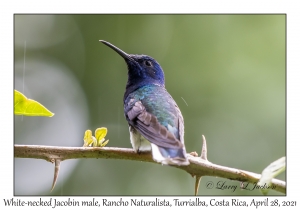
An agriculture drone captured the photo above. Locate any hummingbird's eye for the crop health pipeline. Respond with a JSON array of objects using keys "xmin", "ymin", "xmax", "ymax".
[{"xmin": 145, "ymin": 60, "xmax": 152, "ymax": 67}]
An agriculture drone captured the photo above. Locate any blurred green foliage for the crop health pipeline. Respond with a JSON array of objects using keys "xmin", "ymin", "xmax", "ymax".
[{"xmin": 14, "ymin": 15, "xmax": 285, "ymax": 195}]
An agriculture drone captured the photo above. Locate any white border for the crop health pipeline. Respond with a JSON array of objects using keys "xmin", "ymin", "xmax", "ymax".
[{"xmin": 2, "ymin": 1, "xmax": 299, "ymax": 209}]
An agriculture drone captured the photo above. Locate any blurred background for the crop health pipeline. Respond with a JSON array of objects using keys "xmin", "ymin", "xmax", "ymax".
[{"xmin": 14, "ymin": 15, "xmax": 285, "ymax": 195}]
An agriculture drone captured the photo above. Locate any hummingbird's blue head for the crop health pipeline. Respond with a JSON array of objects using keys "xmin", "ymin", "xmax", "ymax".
[{"xmin": 100, "ymin": 40, "xmax": 165, "ymax": 92}]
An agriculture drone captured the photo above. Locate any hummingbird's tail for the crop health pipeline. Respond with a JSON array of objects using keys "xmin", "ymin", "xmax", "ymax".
[{"xmin": 151, "ymin": 144, "xmax": 190, "ymax": 166}]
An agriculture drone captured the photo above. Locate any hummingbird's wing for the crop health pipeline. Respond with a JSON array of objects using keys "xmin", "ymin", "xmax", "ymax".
[{"xmin": 126, "ymin": 100, "xmax": 184, "ymax": 149}]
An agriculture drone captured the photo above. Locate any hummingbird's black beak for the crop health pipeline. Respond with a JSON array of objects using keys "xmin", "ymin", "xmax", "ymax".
[{"xmin": 99, "ymin": 40, "xmax": 132, "ymax": 61}]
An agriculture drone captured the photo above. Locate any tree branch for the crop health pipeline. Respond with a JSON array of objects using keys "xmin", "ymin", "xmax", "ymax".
[{"xmin": 14, "ymin": 137, "xmax": 286, "ymax": 195}]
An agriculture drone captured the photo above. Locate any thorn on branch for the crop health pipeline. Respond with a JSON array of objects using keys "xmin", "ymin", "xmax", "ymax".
[
  {"xmin": 200, "ymin": 135, "xmax": 208, "ymax": 161},
  {"xmin": 51, "ymin": 159, "xmax": 61, "ymax": 192},
  {"xmin": 193, "ymin": 135, "xmax": 209, "ymax": 195},
  {"xmin": 195, "ymin": 176, "xmax": 202, "ymax": 196}
]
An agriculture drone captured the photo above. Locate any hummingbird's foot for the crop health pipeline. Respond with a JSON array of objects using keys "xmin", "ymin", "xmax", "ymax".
[{"xmin": 189, "ymin": 151, "xmax": 199, "ymax": 157}]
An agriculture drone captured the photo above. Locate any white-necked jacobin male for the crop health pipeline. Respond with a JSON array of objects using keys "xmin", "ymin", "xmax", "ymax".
[{"xmin": 100, "ymin": 40, "xmax": 189, "ymax": 166}]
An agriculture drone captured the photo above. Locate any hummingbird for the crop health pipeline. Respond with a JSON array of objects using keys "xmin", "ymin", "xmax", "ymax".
[{"xmin": 100, "ymin": 40, "xmax": 189, "ymax": 166}]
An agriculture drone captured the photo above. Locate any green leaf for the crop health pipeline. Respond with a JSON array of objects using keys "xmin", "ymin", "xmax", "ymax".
[
  {"xmin": 95, "ymin": 127, "xmax": 107, "ymax": 141},
  {"xmin": 14, "ymin": 90, "xmax": 54, "ymax": 117},
  {"xmin": 95, "ymin": 127, "xmax": 109, "ymax": 147},
  {"xmin": 83, "ymin": 130, "xmax": 94, "ymax": 147},
  {"xmin": 258, "ymin": 156, "xmax": 286, "ymax": 195}
]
